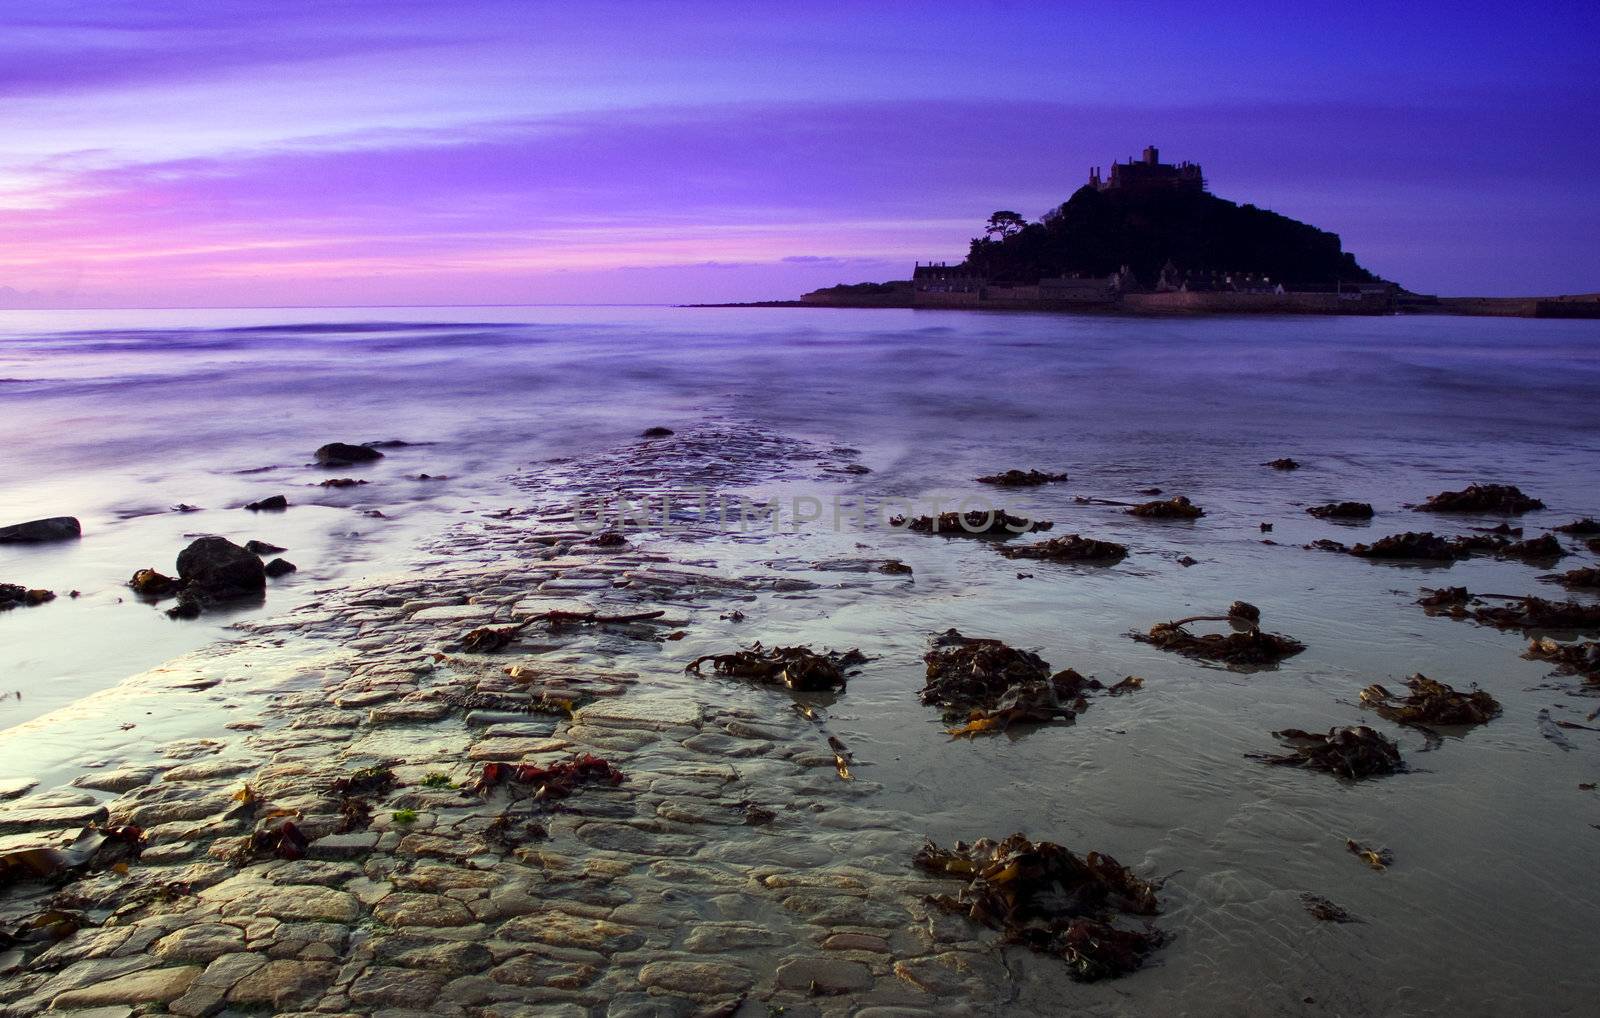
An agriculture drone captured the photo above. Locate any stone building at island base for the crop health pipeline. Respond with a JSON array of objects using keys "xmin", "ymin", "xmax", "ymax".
[{"xmin": 909, "ymin": 260, "xmax": 1399, "ymax": 314}]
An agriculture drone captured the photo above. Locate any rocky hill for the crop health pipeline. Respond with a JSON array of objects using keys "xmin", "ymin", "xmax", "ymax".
[{"xmin": 966, "ymin": 183, "xmax": 1383, "ymax": 288}]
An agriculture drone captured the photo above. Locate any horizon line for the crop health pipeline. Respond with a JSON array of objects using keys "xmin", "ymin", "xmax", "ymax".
[{"xmin": 0, "ymin": 302, "xmax": 698, "ymax": 313}]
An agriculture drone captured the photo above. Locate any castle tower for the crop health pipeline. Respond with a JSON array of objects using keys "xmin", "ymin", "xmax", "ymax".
[{"xmin": 1142, "ymin": 145, "xmax": 1160, "ymax": 165}]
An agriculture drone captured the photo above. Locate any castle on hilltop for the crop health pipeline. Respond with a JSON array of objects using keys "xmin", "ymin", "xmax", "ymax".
[
  {"xmin": 1088, "ymin": 146, "xmax": 1205, "ymax": 194},
  {"xmin": 891, "ymin": 144, "xmax": 1405, "ymax": 314}
]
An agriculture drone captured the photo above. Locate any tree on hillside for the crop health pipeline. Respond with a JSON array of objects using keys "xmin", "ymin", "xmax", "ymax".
[{"xmin": 984, "ymin": 210, "xmax": 1028, "ymax": 241}]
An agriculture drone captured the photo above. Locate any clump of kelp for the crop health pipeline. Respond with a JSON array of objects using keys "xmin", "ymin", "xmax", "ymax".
[
  {"xmin": 1418, "ymin": 588, "xmax": 1600, "ymax": 631},
  {"xmin": 687, "ymin": 643, "xmax": 866, "ymax": 692},
  {"xmin": 1130, "ymin": 611, "xmax": 1305, "ymax": 666},
  {"xmin": 1126, "ymin": 495, "xmax": 1204, "ymax": 519},
  {"xmin": 1414, "ymin": 483, "xmax": 1545, "ymax": 514},
  {"xmin": 1495, "ymin": 534, "xmax": 1567, "ymax": 563},
  {"xmin": 1416, "ymin": 586, "xmax": 1473, "ymax": 616},
  {"xmin": 1525, "ymin": 638, "xmax": 1600, "ymax": 682},
  {"xmin": 1469, "ymin": 595, "xmax": 1600, "ymax": 631},
  {"xmin": 0, "ymin": 584, "xmax": 54, "ymax": 611},
  {"xmin": 1265, "ymin": 457, "xmax": 1301, "ymax": 470},
  {"xmin": 1346, "ymin": 838, "xmax": 1394, "ymax": 871},
  {"xmin": 1543, "ymin": 566, "xmax": 1600, "ymax": 591},
  {"xmin": 1251, "ymin": 726, "xmax": 1404, "ymax": 778},
  {"xmin": 1301, "ymin": 893, "xmax": 1360, "ymax": 923},
  {"xmin": 1312, "ymin": 531, "xmax": 1463, "ymax": 561},
  {"xmin": 1306, "ymin": 501, "xmax": 1375, "ymax": 520},
  {"xmin": 1314, "ymin": 530, "xmax": 1565, "ymax": 564},
  {"xmin": 997, "ymin": 534, "xmax": 1128, "ymax": 564},
  {"xmin": 921, "ymin": 630, "xmax": 1139, "ymax": 737},
  {"xmin": 1359, "ymin": 674, "xmax": 1500, "ymax": 726},
  {"xmin": 1553, "ymin": 518, "xmax": 1600, "ymax": 535},
  {"xmin": 976, "ymin": 469, "xmax": 1068, "ymax": 487},
  {"xmin": 913, "ymin": 833, "xmax": 1165, "ymax": 981},
  {"xmin": 890, "ymin": 510, "xmax": 1052, "ymax": 536}
]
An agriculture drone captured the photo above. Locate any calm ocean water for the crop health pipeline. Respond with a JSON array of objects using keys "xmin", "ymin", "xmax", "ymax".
[{"xmin": 2, "ymin": 306, "xmax": 1599, "ymax": 1013}]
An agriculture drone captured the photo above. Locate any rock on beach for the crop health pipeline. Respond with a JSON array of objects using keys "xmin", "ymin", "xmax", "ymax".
[
  {"xmin": 316, "ymin": 442, "xmax": 384, "ymax": 466},
  {"xmin": 176, "ymin": 536, "xmax": 266, "ymax": 601},
  {"xmin": 0, "ymin": 516, "xmax": 81, "ymax": 543}
]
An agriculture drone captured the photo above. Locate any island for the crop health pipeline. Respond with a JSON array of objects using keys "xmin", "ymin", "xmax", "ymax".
[{"xmin": 713, "ymin": 146, "xmax": 1599, "ymax": 318}]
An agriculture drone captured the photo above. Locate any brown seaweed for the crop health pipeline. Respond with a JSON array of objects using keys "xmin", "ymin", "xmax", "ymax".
[
  {"xmin": 1417, "ymin": 586, "xmax": 1473, "ymax": 617},
  {"xmin": 1472, "ymin": 596, "xmax": 1600, "ymax": 631},
  {"xmin": 1414, "ymin": 483, "xmax": 1545, "ymax": 514},
  {"xmin": 890, "ymin": 510, "xmax": 1052, "ymax": 536},
  {"xmin": 1265, "ymin": 458, "xmax": 1301, "ymax": 470},
  {"xmin": 686, "ymin": 643, "xmax": 864, "ymax": 691},
  {"xmin": 329, "ymin": 764, "xmax": 397, "ymax": 798},
  {"xmin": 921, "ymin": 630, "xmax": 1136, "ymax": 736},
  {"xmin": 1345, "ymin": 839, "xmax": 1394, "ymax": 871},
  {"xmin": 235, "ymin": 819, "xmax": 309, "ymax": 863},
  {"xmin": 0, "ymin": 584, "xmax": 54, "ymax": 610},
  {"xmin": 1306, "ymin": 501, "xmax": 1375, "ymax": 520},
  {"xmin": 1342, "ymin": 531, "xmax": 1463, "ymax": 561},
  {"xmin": 1496, "ymin": 534, "xmax": 1566, "ymax": 563},
  {"xmin": 460, "ymin": 624, "xmax": 523, "ymax": 653},
  {"xmin": 1543, "ymin": 566, "xmax": 1600, "ymax": 591},
  {"xmin": 127, "ymin": 569, "xmax": 183, "ymax": 598},
  {"xmin": 922, "ymin": 630, "xmax": 1070, "ymax": 731},
  {"xmin": 1359, "ymin": 674, "xmax": 1500, "ymax": 726},
  {"xmin": 1252, "ymin": 725, "xmax": 1403, "ymax": 778},
  {"xmin": 1472, "ymin": 522, "xmax": 1522, "ymax": 536},
  {"xmin": 1326, "ymin": 530, "xmax": 1563, "ymax": 564},
  {"xmin": 997, "ymin": 534, "xmax": 1128, "ymax": 564},
  {"xmin": 1301, "ymin": 893, "xmax": 1360, "ymax": 923},
  {"xmin": 1552, "ymin": 517, "xmax": 1600, "ymax": 535},
  {"xmin": 1524, "ymin": 638, "xmax": 1600, "ymax": 680},
  {"xmin": 976, "ymin": 469, "xmax": 1069, "ymax": 487},
  {"xmin": 913, "ymin": 833, "xmax": 1165, "ymax": 981},
  {"xmin": 1126, "ymin": 495, "xmax": 1204, "ymax": 519},
  {"xmin": 1131, "ymin": 614, "xmax": 1305, "ymax": 666}
]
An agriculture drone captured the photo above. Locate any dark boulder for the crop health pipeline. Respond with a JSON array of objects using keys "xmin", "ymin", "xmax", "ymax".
[
  {"xmin": 243, "ymin": 495, "xmax": 288, "ymax": 511},
  {"xmin": 264, "ymin": 558, "xmax": 298, "ymax": 578},
  {"xmin": 315, "ymin": 443, "xmax": 384, "ymax": 467},
  {"xmin": 244, "ymin": 540, "xmax": 286, "ymax": 555},
  {"xmin": 176, "ymin": 536, "xmax": 265, "ymax": 602},
  {"xmin": 0, "ymin": 516, "xmax": 82, "ymax": 544},
  {"xmin": 640, "ymin": 427, "xmax": 675, "ymax": 438}
]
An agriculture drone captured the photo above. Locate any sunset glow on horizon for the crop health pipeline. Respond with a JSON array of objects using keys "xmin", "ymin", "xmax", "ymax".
[{"xmin": 2, "ymin": 1, "xmax": 1596, "ymax": 308}]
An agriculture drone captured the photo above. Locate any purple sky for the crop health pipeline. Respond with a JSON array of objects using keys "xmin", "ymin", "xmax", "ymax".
[{"xmin": 1, "ymin": 1, "xmax": 1596, "ymax": 307}]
